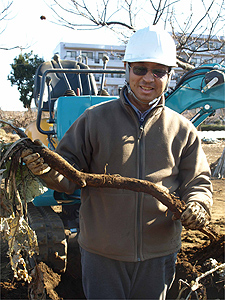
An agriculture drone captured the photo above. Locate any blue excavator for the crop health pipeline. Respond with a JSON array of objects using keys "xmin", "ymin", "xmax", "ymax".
[{"xmin": 25, "ymin": 54, "xmax": 225, "ymax": 273}]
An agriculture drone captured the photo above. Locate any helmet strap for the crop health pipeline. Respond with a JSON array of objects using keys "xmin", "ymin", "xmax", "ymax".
[{"xmin": 125, "ymin": 62, "xmax": 130, "ymax": 83}]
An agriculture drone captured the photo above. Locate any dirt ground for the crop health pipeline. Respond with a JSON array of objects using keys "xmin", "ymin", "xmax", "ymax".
[{"xmin": 0, "ymin": 112, "xmax": 224, "ymax": 300}]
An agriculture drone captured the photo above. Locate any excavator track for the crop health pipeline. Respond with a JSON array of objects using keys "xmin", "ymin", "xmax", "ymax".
[{"xmin": 27, "ymin": 202, "xmax": 67, "ymax": 273}]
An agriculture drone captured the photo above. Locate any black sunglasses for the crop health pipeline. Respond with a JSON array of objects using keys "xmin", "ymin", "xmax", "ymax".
[{"xmin": 129, "ymin": 64, "xmax": 169, "ymax": 79}]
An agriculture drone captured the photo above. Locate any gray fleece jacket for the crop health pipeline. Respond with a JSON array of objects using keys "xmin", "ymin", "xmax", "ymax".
[{"xmin": 40, "ymin": 86, "xmax": 213, "ymax": 262}]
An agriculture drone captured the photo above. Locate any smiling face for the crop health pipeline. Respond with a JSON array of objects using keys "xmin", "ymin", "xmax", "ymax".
[{"xmin": 127, "ymin": 61, "xmax": 170, "ymax": 112}]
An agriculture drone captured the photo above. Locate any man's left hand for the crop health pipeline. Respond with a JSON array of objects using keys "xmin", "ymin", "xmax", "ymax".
[{"xmin": 181, "ymin": 202, "xmax": 210, "ymax": 229}]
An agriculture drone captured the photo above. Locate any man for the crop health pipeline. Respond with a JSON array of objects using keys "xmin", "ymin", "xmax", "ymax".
[{"xmin": 22, "ymin": 26, "xmax": 213, "ymax": 299}]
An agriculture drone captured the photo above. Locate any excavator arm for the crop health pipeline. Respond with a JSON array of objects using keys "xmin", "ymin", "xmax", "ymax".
[{"xmin": 165, "ymin": 64, "xmax": 225, "ymax": 127}]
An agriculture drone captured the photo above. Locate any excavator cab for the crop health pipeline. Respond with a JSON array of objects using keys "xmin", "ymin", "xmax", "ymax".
[
  {"xmin": 26, "ymin": 56, "xmax": 98, "ymax": 149},
  {"xmin": 27, "ymin": 55, "xmax": 122, "ymax": 148},
  {"xmin": 33, "ymin": 56, "xmax": 98, "ymax": 107}
]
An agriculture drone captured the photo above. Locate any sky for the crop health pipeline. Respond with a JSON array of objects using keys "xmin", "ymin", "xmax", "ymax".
[{"xmin": 0, "ymin": 0, "xmax": 123, "ymax": 111}]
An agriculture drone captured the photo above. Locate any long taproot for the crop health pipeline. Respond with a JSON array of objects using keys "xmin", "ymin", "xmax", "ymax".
[
  {"xmin": 28, "ymin": 141, "xmax": 185, "ymax": 219},
  {"xmin": 26, "ymin": 140, "xmax": 217, "ymax": 240}
]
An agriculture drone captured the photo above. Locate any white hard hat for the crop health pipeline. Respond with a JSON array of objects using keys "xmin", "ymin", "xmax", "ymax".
[{"xmin": 123, "ymin": 25, "xmax": 177, "ymax": 67}]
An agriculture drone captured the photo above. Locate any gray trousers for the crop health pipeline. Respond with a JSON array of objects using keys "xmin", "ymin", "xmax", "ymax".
[{"xmin": 80, "ymin": 247, "xmax": 177, "ymax": 300}]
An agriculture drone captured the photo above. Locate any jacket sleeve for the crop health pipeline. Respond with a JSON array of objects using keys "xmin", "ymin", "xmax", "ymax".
[
  {"xmin": 177, "ymin": 127, "xmax": 213, "ymax": 216},
  {"xmin": 39, "ymin": 169, "xmax": 78, "ymax": 194},
  {"xmin": 39, "ymin": 110, "xmax": 91, "ymax": 194}
]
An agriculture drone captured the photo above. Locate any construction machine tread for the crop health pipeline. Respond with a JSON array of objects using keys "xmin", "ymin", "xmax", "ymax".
[{"xmin": 27, "ymin": 202, "xmax": 67, "ymax": 273}]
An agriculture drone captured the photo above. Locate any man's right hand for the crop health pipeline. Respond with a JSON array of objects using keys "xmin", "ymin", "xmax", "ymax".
[{"xmin": 21, "ymin": 148, "xmax": 51, "ymax": 176}]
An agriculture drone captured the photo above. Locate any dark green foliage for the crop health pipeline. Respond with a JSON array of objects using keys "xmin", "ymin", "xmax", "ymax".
[{"xmin": 8, "ymin": 52, "xmax": 44, "ymax": 108}]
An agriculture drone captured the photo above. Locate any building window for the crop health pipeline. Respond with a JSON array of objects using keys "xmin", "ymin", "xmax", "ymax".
[
  {"xmin": 208, "ymin": 41, "xmax": 214, "ymax": 49},
  {"xmin": 66, "ymin": 51, "xmax": 76, "ymax": 58},
  {"xmin": 208, "ymin": 58, "xmax": 219, "ymax": 64},
  {"xmin": 201, "ymin": 42, "xmax": 208, "ymax": 49},
  {"xmin": 108, "ymin": 52, "xmax": 124, "ymax": 61},
  {"xmin": 114, "ymin": 73, "xmax": 124, "ymax": 78},
  {"xmin": 82, "ymin": 51, "xmax": 94, "ymax": 59},
  {"xmin": 221, "ymin": 46, "xmax": 225, "ymax": 53},
  {"xmin": 191, "ymin": 57, "xmax": 201, "ymax": 65},
  {"xmin": 98, "ymin": 52, "xmax": 104, "ymax": 59},
  {"xmin": 94, "ymin": 75, "xmax": 101, "ymax": 82}
]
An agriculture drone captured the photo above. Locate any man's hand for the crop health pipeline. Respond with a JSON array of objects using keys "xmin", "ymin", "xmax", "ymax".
[
  {"xmin": 21, "ymin": 140, "xmax": 51, "ymax": 176},
  {"xmin": 181, "ymin": 202, "xmax": 210, "ymax": 229}
]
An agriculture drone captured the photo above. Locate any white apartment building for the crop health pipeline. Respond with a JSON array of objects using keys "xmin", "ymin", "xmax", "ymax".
[{"xmin": 53, "ymin": 42, "xmax": 126, "ymax": 95}]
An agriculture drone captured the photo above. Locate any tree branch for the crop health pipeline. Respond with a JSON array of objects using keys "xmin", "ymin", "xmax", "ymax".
[{"xmin": 176, "ymin": 57, "xmax": 195, "ymax": 70}]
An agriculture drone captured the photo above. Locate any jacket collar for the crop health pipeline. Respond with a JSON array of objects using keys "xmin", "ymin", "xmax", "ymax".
[{"xmin": 120, "ymin": 85, "xmax": 165, "ymax": 112}]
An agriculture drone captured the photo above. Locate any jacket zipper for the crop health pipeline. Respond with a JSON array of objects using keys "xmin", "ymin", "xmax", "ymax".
[{"xmin": 137, "ymin": 125, "xmax": 144, "ymax": 261}]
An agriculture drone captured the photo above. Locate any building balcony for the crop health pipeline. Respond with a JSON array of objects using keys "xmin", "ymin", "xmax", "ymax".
[
  {"xmin": 96, "ymin": 77, "xmax": 125, "ymax": 86},
  {"xmin": 86, "ymin": 58, "xmax": 124, "ymax": 69}
]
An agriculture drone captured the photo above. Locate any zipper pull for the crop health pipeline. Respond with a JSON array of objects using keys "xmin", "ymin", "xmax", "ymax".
[{"xmin": 138, "ymin": 125, "xmax": 144, "ymax": 140}]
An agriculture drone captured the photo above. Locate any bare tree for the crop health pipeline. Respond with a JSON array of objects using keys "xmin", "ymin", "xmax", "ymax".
[
  {"xmin": 0, "ymin": 1, "xmax": 29, "ymax": 51},
  {"xmin": 0, "ymin": 1, "xmax": 23, "ymax": 51},
  {"xmin": 44, "ymin": 0, "xmax": 225, "ymax": 68},
  {"xmin": 0, "ymin": 0, "xmax": 13, "ymax": 34},
  {"xmin": 171, "ymin": 0, "xmax": 225, "ymax": 64},
  {"xmin": 43, "ymin": 0, "xmax": 187, "ymax": 42}
]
